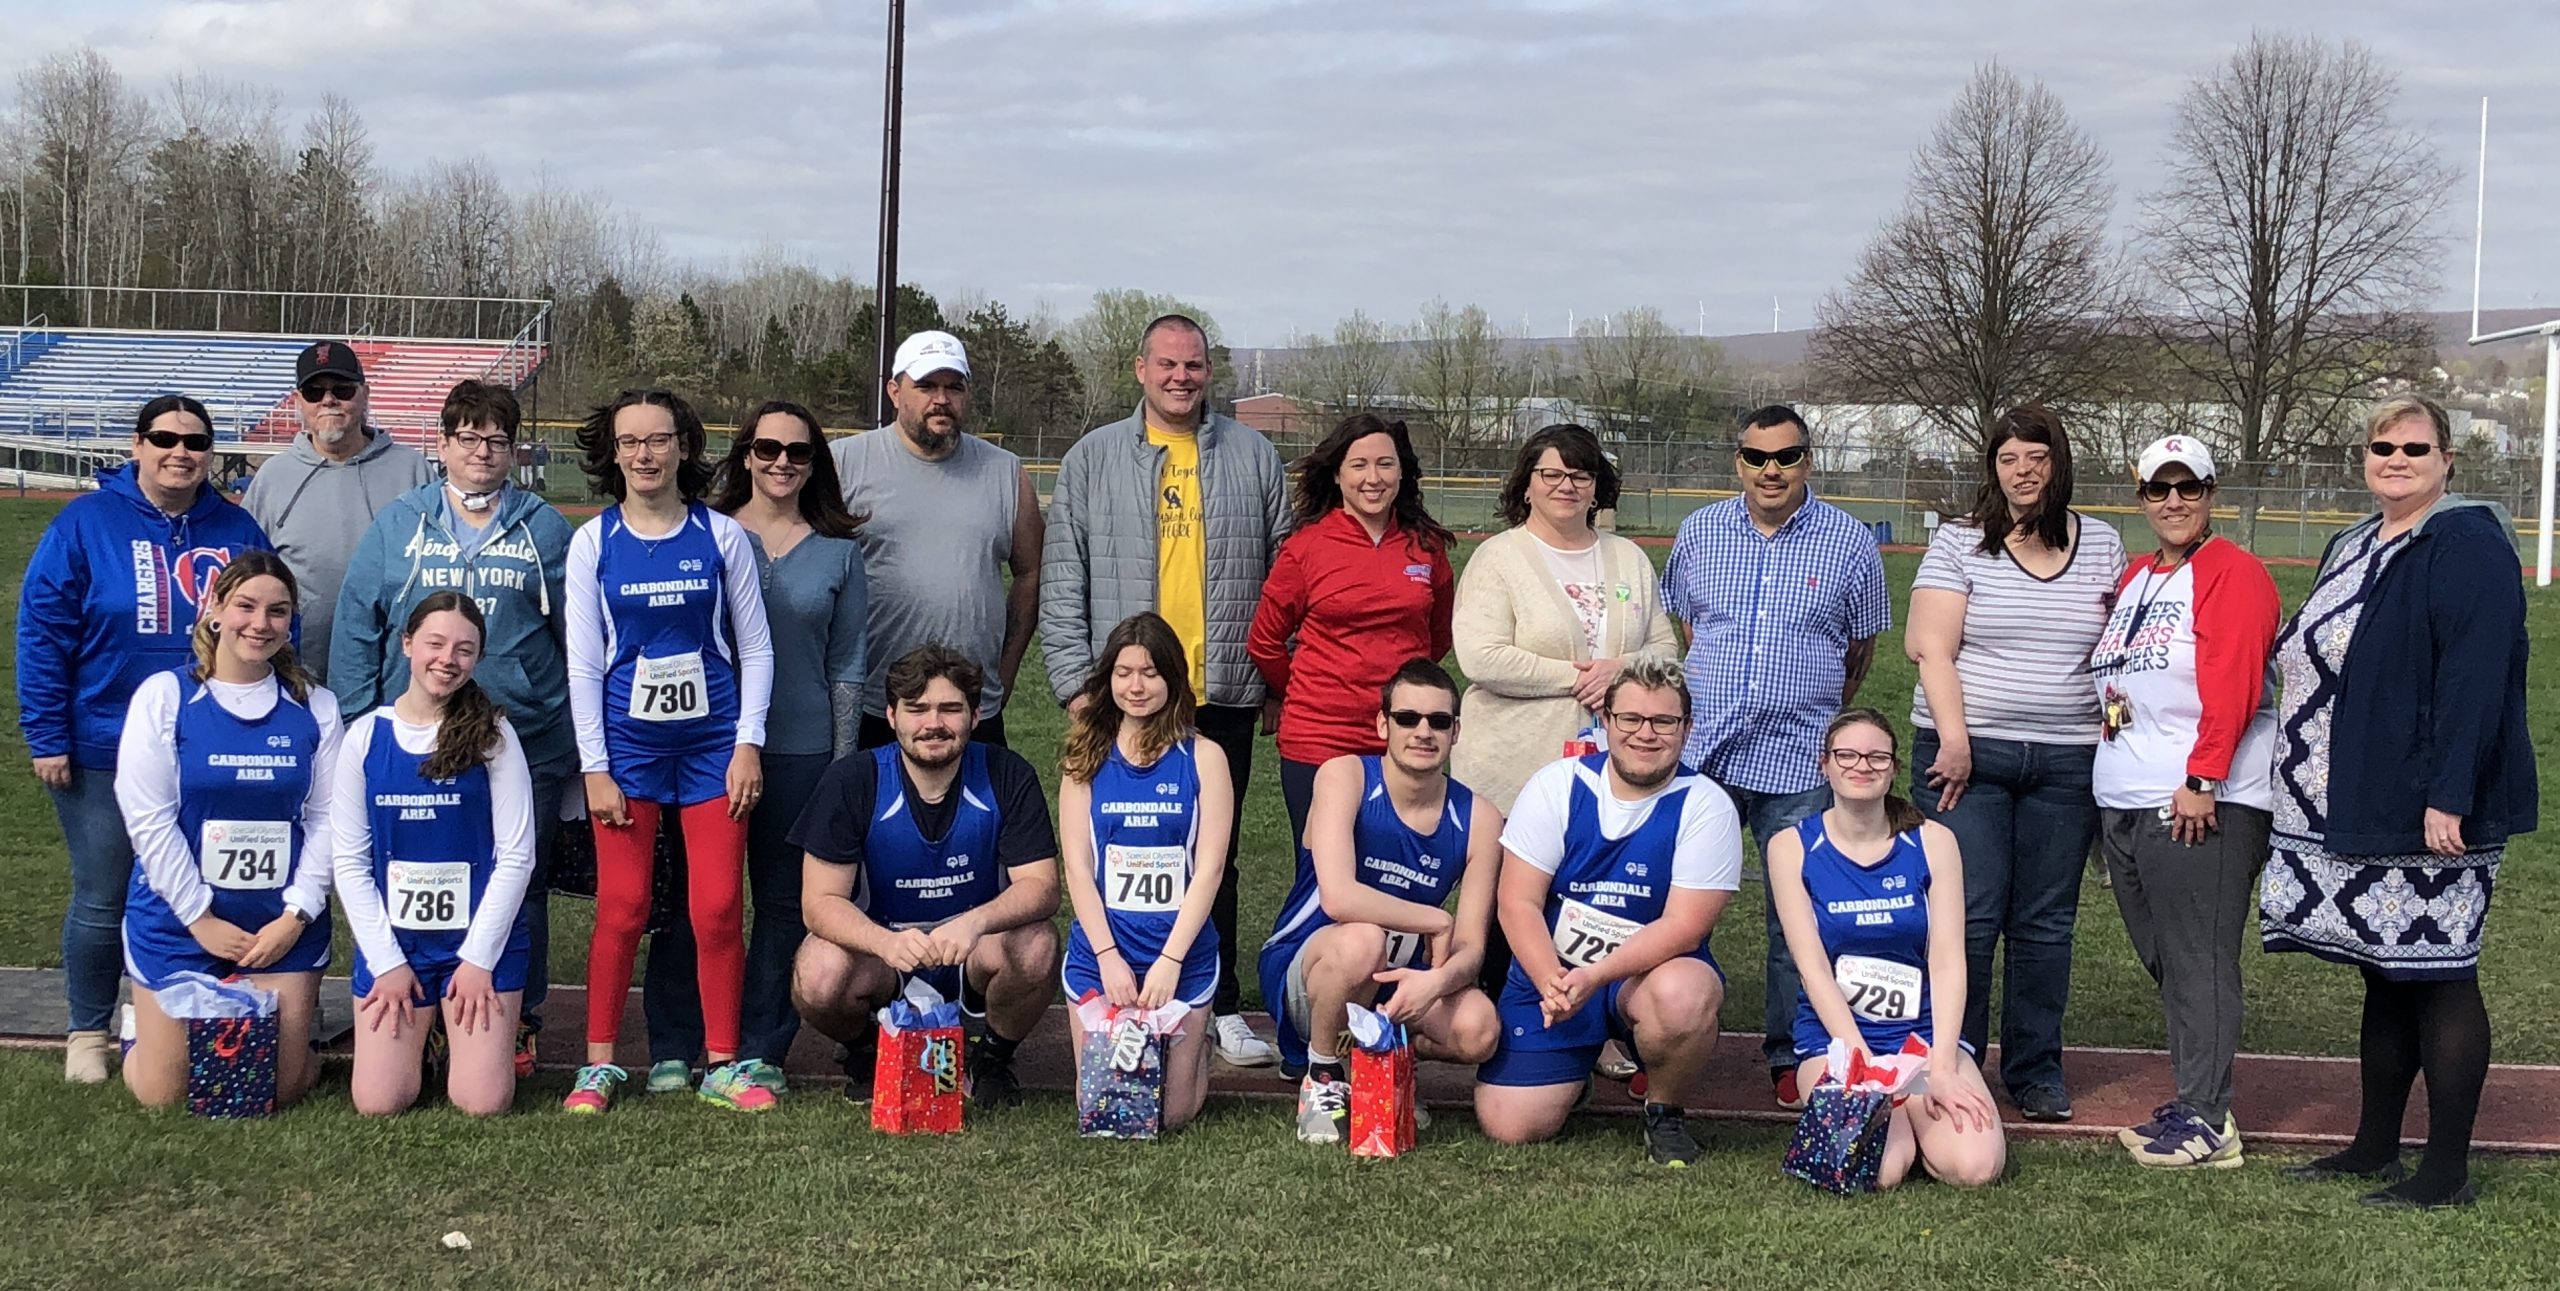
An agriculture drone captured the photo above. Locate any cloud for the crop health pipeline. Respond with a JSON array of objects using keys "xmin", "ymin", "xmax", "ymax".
[{"xmin": 5, "ymin": 0, "xmax": 2556, "ymax": 339}]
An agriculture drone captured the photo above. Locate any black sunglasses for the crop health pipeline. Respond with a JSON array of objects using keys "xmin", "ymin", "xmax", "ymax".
[
  {"xmin": 1385, "ymin": 709, "xmax": 1455, "ymax": 731},
  {"xmin": 2367, "ymin": 441, "xmax": 2435, "ymax": 458},
  {"xmin": 141, "ymin": 430, "xmax": 214, "ymax": 452},
  {"xmin": 299, "ymin": 379, "xmax": 361, "ymax": 403},
  {"xmin": 748, "ymin": 438, "xmax": 816, "ymax": 464},
  {"xmin": 2139, "ymin": 479, "xmax": 2211, "ymax": 502},
  {"xmin": 1738, "ymin": 445, "xmax": 1809, "ymax": 470}
]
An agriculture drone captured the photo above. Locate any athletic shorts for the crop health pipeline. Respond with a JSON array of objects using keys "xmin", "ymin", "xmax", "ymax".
[
  {"xmin": 123, "ymin": 915, "xmax": 329, "ymax": 992},
  {"xmin": 608, "ymin": 750, "xmax": 732, "ymax": 808},
  {"xmin": 1475, "ymin": 949, "xmax": 1722, "ymax": 1089},
  {"xmin": 1062, "ymin": 943, "xmax": 1218, "ymax": 1011}
]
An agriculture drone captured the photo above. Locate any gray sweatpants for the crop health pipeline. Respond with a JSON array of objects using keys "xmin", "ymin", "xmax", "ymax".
[{"xmin": 2098, "ymin": 802, "xmax": 2273, "ymax": 1126}]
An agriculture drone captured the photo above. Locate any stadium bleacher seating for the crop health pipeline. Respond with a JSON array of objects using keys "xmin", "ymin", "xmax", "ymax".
[{"xmin": 0, "ymin": 328, "xmax": 540, "ymax": 448}]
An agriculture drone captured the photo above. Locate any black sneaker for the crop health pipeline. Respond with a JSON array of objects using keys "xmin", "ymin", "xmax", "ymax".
[
  {"xmin": 837, "ymin": 1042, "xmax": 877, "ymax": 1105},
  {"xmin": 2015, "ymin": 1086, "xmax": 2074, "ymax": 1122},
  {"xmin": 2282, "ymin": 1153, "xmax": 2409, "ymax": 1184},
  {"xmin": 969, "ymin": 1058, "xmax": 1023, "ymax": 1110},
  {"xmin": 1643, "ymin": 1105, "xmax": 1701, "ymax": 1168}
]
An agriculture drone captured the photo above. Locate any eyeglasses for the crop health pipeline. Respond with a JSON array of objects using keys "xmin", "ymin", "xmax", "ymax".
[
  {"xmin": 615, "ymin": 432, "xmax": 679, "ymax": 455},
  {"xmin": 299, "ymin": 379, "xmax": 360, "ymax": 404},
  {"xmin": 1532, "ymin": 467, "xmax": 1596, "ymax": 490},
  {"xmin": 445, "ymin": 429, "xmax": 515, "ymax": 456},
  {"xmin": 141, "ymin": 430, "xmax": 214, "ymax": 452},
  {"xmin": 2367, "ymin": 441, "xmax": 2436, "ymax": 458},
  {"xmin": 2138, "ymin": 479, "xmax": 2211, "ymax": 502},
  {"xmin": 749, "ymin": 438, "xmax": 816, "ymax": 464},
  {"xmin": 1737, "ymin": 446, "xmax": 1808, "ymax": 470},
  {"xmin": 1386, "ymin": 709, "xmax": 1456, "ymax": 731},
  {"xmin": 1826, "ymin": 748, "xmax": 1897, "ymax": 771},
  {"xmin": 1605, "ymin": 710, "xmax": 1687, "ymax": 736}
]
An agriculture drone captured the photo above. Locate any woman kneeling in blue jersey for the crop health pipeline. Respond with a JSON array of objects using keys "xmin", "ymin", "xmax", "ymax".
[
  {"xmin": 1058, "ymin": 613, "xmax": 1232, "ymax": 1132},
  {"xmin": 333, "ymin": 593, "xmax": 536, "ymax": 1116},
  {"xmin": 114, "ymin": 552, "xmax": 340, "ymax": 1108},
  {"xmin": 1769, "ymin": 708, "xmax": 2006, "ymax": 1187}
]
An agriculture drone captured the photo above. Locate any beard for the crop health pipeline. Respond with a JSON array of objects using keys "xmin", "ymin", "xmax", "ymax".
[
  {"xmin": 900, "ymin": 728, "xmax": 964, "ymax": 769},
  {"xmin": 901, "ymin": 413, "xmax": 960, "ymax": 455},
  {"xmin": 1611, "ymin": 753, "xmax": 1677, "ymax": 793}
]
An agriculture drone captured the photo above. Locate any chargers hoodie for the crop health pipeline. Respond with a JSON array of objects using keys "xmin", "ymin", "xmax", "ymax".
[
  {"xmin": 243, "ymin": 426, "xmax": 435, "ymax": 681},
  {"xmin": 328, "ymin": 481, "xmax": 575, "ymax": 769},
  {"xmin": 16, "ymin": 464, "xmax": 276, "ymax": 769}
]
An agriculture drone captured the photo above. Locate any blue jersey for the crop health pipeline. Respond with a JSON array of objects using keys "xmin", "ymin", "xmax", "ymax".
[
  {"xmin": 856, "ymin": 742, "xmax": 1006, "ymax": 928},
  {"xmin": 1063, "ymin": 738, "xmax": 1219, "ymax": 1003},
  {"xmin": 352, "ymin": 711, "xmax": 528, "ymax": 997},
  {"xmin": 1258, "ymin": 757, "xmax": 1474, "ymax": 1068},
  {"xmin": 1788, "ymin": 817, "xmax": 1934, "ymax": 1059},
  {"xmin": 123, "ymin": 670, "xmax": 331, "ymax": 986},
  {"xmin": 594, "ymin": 503, "xmax": 741, "ymax": 795}
]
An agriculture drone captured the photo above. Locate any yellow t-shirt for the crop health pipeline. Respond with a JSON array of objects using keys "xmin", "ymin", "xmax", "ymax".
[{"xmin": 1147, "ymin": 422, "xmax": 1209, "ymax": 697}]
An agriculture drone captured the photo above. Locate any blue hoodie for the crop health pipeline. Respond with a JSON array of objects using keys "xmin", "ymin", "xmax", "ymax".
[
  {"xmin": 16, "ymin": 465, "xmax": 276, "ymax": 769},
  {"xmin": 328, "ymin": 481, "xmax": 575, "ymax": 768}
]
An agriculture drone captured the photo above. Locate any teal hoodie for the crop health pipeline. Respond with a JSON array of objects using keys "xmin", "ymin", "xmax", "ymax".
[{"xmin": 327, "ymin": 481, "xmax": 576, "ymax": 768}]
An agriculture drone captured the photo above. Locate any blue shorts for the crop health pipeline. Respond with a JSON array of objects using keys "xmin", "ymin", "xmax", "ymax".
[
  {"xmin": 1476, "ymin": 949, "xmax": 1722, "ymax": 1089},
  {"xmin": 123, "ymin": 915, "xmax": 331, "ymax": 992},
  {"xmin": 610, "ymin": 749, "xmax": 732, "ymax": 808},
  {"xmin": 351, "ymin": 924, "xmax": 533, "ymax": 1002},
  {"xmin": 1062, "ymin": 943, "xmax": 1218, "ymax": 1011}
]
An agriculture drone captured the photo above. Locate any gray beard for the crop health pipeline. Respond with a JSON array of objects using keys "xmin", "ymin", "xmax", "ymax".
[{"xmin": 902, "ymin": 419, "xmax": 960, "ymax": 457}]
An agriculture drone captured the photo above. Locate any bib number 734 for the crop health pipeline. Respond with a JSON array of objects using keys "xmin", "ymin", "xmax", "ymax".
[{"xmin": 199, "ymin": 820, "xmax": 290, "ymax": 891}]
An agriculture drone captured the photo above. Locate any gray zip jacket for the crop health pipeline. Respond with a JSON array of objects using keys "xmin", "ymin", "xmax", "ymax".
[
  {"xmin": 242, "ymin": 426, "xmax": 436, "ymax": 680},
  {"xmin": 1039, "ymin": 407, "xmax": 1290, "ymax": 706}
]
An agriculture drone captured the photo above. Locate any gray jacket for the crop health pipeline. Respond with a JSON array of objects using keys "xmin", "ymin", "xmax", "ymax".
[
  {"xmin": 243, "ymin": 427, "xmax": 436, "ymax": 680},
  {"xmin": 1039, "ymin": 407, "xmax": 1290, "ymax": 706}
]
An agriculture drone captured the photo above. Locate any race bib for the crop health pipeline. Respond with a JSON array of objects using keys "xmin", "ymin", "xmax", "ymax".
[
  {"xmin": 1551, "ymin": 898, "xmax": 1642, "ymax": 969},
  {"xmin": 387, "ymin": 860, "xmax": 472, "ymax": 932},
  {"xmin": 1381, "ymin": 929, "xmax": 1424, "ymax": 970},
  {"xmin": 628, "ymin": 651, "xmax": 709, "ymax": 722},
  {"xmin": 1836, "ymin": 954, "xmax": 1924, "ymax": 1023},
  {"xmin": 1104, "ymin": 844, "xmax": 1187, "ymax": 914},
  {"xmin": 199, "ymin": 820, "xmax": 290, "ymax": 891}
]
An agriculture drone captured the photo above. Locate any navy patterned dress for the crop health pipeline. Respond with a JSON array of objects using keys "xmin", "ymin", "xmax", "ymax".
[{"xmin": 2259, "ymin": 525, "xmax": 2501, "ymax": 980}]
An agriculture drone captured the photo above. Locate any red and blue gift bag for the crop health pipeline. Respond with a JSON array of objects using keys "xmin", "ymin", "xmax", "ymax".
[
  {"xmin": 1782, "ymin": 1037, "xmax": 1931, "ymax": 1195},
  {"xmin": 1346, "ymin": 1003, "xmax": 1417, "ymax": 1158},
  {"xmin": 162, "ymin": 973, "xmax": 281, "ymax": 1120},
  {"xmin": 872, "ymin": 979, "xmax": 966, "ymax": 1135},
  {"xmin": 1073, "ymin": 995, "xmax": 1189, "ymax": 1140}
]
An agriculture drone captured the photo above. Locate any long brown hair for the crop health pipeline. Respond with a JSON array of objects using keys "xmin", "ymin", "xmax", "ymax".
[
  {"xmin": 709, "ymin": 400, "xmax": 865, "ymax": 537},
  {"xmin": 1825, "ymin": 707, "xmax": 1925, "ymax": 834},
  {"xmin": 1291, "ymin": 413, "xmax": 1450, "ymax": 553},
  {"xmin": 1060, "ymin": 613, "xmax": 1195, "ymax": 784},
  {"xmin": 402, "ymin": 592, "xmax": 506, "ymax": 780},
  {"xmin": 1967, "ymin": 404, "xmax": 2076, "ymax": 554},
  {"xmin": 190, "ymin": 551, "xmax": 315, "ymax": 704}
]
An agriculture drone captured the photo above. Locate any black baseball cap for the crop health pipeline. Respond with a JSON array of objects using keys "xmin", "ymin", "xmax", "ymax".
[{"xmin": 296, "ymin": 340, "xmax": 365, "ymax": 385}]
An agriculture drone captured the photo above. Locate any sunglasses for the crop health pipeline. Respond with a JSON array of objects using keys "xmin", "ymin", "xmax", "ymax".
[
  {"xmin": 1738, "ymin": 446, "xmax": 1809, "ymax": 470},
  {"xmin": 749, "ymin": 438, "xmax": 816, "ymax": 464},
  {"xmin": 2367, "ymin": 441, "xmax": 2436, "ymax": 458},
  {"xmin": 299, "ymin": 379, "xmax": 361, "ymax": 403},
  {"xmin": 2139, "ymin": 479, "xmax": 2211, "ymax": 502},
  {"xmin": 141, "ymin": 430, "xmax": 215, "ymax": 452},
  {"xmin": 1386, "ymin": 709, "xmax": 1455, "ymax": 731}
]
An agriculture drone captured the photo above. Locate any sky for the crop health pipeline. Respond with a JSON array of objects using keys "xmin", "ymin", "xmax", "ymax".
[{"xmin": 6, "ymin": 0, "xmax": 2556, "ymax": 345}]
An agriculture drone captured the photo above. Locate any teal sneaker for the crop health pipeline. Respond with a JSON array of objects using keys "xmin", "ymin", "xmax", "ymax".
[
  {"xmin": 561, "ymin": 1063, "xmax": 628, "ymax": 1115},
  {"xmin": 646, "ymin": 1059, "xmax": 694, "ymax": 1094},
  {"xmin": 700, "ymin": 1060, "xmax": 780, "ymax": 1113}
]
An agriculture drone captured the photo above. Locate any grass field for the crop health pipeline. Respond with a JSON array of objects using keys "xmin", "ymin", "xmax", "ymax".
[{"xmin": 2, "ymin": 493, "xmax": 2557, "ymax": 1288}]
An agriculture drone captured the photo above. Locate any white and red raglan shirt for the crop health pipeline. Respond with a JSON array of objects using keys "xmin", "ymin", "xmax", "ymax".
[{"xmin": 2088, "ymin": 537, "xmax": 2283, "ymax": 811}]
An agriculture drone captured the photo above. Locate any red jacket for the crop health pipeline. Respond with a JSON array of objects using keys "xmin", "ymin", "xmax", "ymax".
[{"xmin": 1247, "ymin": 508, "xmax": 1455, "ymax": 763}]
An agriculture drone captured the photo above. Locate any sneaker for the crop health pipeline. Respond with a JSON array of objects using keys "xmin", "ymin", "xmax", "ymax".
[
  {"xmin": 969, "ymin": 1059, "xmax": 1023, "ymax": 1110},
  {"xmin": 513, "ymin": 1023, "xmax": 539, "ymax": 1080},
  {"xmin": 742, "ymin": 1060, "xmax": 788, "ymax": 1095},
  {"xmin": 646, "ymin": 1059, "xmax": 694, "ymax": 1094},
  {"xmin": 1643, "ymin": 1105, "xmax": 1702, "ymax": 1168},
  {"xmin": 2015, "ymin": 1086, "xmax": 2074, "ymax": 1122},
  {"xmin": 1414, "ymin": 1104, "xmax": 1433, "ymax": 1132},
  {"xmin": 2132, "ymin": 1110, "xmax": 2245, "ymax": 1169},
  {"xmin": 562, "ymin": 1063, "xmax": 629, "ymax": 1114},
  {"xmin": 2359, "ymin": 1178, "xmax": 2477, "ymax": 1211},
  {"xmin": 1211, "ymin": 1014, "xmax": 1277, "ymax": 1067},
  {"xmin": 2118, "ymin": 1100, "xmax": 2186, "ymax": 1150},
  {"xmin": 63, "ymin": 1031, "xmax": 113, "ymax": 1085},
  {"xmin": 1295, "ymin": 1075, "xmax": 1350, "ymax": 1145},
  {"xmin": 422, "ymin": 1016, "xmax": 451, "ymax": 1095},
  {"xmin": 1773, "ymin": 1066, "xmax": 1807, "ymax": 1112},
  {"xmin": 699, "ymin": 1060, "xmax": 780, "ymax": 1113},
  {"xmin": 1626, "ymin": 1071, "xmax": 1649, "ymax": 1102},
  {"xmin": 1596, "ymin": 1041, "xmax": 1640, "ymax": 1081},
  {"xmin": 838, "ymin": 1042, "xmax": 877, "ymax": 1105},
  {"xmin": 2282, "ymin": 1153, "xmax": 2409, "ymax": 1185}
]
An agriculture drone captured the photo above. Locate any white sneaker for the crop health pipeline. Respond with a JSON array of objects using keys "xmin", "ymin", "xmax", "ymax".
[
  {"xmin": 63, "ymin": 1031, "xmax": 113, "ymax": 1084},
  {"xmin": 1295, "ymin": 1075, "xmax": 1349, "ymax": 1144},
  {"xmin": 1212, "ymin": 1014, "xmax": 1277, "ymax": 1067}
]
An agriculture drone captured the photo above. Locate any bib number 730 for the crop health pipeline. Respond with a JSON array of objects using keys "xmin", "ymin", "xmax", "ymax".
[{"xmin": 629, "ymin": 652, "xmax": 710, "ymax": 722}]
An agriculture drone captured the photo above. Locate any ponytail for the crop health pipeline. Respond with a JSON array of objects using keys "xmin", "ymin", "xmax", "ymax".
[
  {"xmin": 190, "ymin": 551, "xmax": 313, "ymax": 704},
  {"xmin": 1882, "ymin": 792, "xmax": 1926, "ymax": 836},
  {"xmin": 423, "ymin": 678, "xmax": 505, "ymax": 780}
]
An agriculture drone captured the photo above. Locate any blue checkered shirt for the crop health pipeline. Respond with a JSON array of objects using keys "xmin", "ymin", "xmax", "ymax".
[{"xmin": 1659, "ymin": 493, "xmax": 1891, "ymax": 794}]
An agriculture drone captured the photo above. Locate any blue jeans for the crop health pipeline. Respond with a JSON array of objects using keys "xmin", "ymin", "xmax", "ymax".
[
  {"xmin": 643, "ymin": 751, "xmax": 826, "ymax": 1065},
  {"xmin": 522, "ymin": 757, "xmax": 578, "ymax": 1032},
  {"xmin": 51, "ymin": 768, "xmax": 135, "ymax": 1034},
  {"xmin": 1910, "ymin": 729, "xmax": 2098, "ymax": 1098},
  {"xmin": 1718, "ymin": 782, "xmax": 1833, "ymax": 1072}
]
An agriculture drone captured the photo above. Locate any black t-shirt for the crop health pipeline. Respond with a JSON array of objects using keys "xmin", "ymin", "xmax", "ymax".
[{"xmin": 789, "ymin": 745, "xmax": 1057, "ymax": 878}]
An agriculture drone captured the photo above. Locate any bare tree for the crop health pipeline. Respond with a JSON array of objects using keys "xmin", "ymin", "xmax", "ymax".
[
  {"xmin": 1406, "ymin": 299, "xmax": 1521, "ymax": 445},
  {"xmin": 1811, "ymin": 62, "xmax": 2121, "ymax": 450},
  {"xmin": 1283, "ymin": 309, "xmax": 1402, "ymax": 426},
  {"xmin": 14, "ymin": 48, "xmax": 157, "ymax": 305},
  {"xmin": 2137, "ymin": 32, "xmax": 2447, "ymax": 541},
  {"xmin": 285, "ymin": 93, "xmax": 375, "ymax": 294},
  {"xmin": 1573, "ymin": 306, "xmax": 1729, "ymax": 441}
]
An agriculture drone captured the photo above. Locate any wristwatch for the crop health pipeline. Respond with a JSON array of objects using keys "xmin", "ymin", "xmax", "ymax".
[{"xmin": 2183, "ymin": 775, "xmax": 2220, "ymax": 795}]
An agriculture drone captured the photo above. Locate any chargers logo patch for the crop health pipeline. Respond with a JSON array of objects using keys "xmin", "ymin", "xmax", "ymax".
[{"xmin": 132, "ymin": 541, "xmax": 238, "ymax": 635}]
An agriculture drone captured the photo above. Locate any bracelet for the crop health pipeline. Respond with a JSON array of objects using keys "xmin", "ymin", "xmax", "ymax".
[{"xmin": 1094, "ymin": 943, "xmax": 1119, "ymax": 959}]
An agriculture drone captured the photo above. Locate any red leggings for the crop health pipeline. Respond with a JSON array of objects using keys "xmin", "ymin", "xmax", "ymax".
[{"xmin": 586, "ymin": 798, "xmax": 747, "ymax": 1056}]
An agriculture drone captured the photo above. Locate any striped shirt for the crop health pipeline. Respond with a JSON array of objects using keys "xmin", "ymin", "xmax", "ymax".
[
  {"xmin": 1660, "ymin": 494, "xmax": 1891, "ymax": 794},
  {"xmin": 1909, "ymin": 515, "xmax": 2125, "ymax": 745}
]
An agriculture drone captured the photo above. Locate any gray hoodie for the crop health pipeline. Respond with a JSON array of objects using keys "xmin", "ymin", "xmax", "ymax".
[{"xmin": 243, "ymin": 427, "xmax": 436, "ymax": 680}]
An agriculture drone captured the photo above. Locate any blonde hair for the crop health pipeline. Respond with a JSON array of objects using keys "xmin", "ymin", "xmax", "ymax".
[
  {"xmin": 190, "ymin": 551, "xmax": 314, "ymax": 704},
  {"xmin": 2365, "ymin": 394, "xmax": 2451, "ymax": 449}
]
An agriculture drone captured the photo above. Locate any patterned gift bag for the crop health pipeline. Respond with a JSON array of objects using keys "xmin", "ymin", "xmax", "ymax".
[
  {"xmin": 1073, "ymin": 996, "xmax": 1190, "ymax": 1140},
  {"xmin": 1346, "ymin": 1003, "xmax": 1417, "ymax": 1158},
  {"xmin": 872, "ymin": 979, "xmax": 966, "ymax": 1135},
  {"xmin": 1782, "ymin": 1038, "xmax": 1932, "ymax": 1195},
  {"xmin": 162, "ymin": 973, "xmax": 281, "ymax": 1120}
]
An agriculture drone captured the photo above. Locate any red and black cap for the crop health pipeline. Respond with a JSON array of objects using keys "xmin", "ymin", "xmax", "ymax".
[{"xmin": 296, "ymin": 340, "xmax": 365, "ymax": 385}]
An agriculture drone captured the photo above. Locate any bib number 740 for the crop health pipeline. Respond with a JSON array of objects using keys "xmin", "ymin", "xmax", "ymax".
[{"xmin": 1104, "ymin": 844, "xmax": 1187, "ymax": 914}]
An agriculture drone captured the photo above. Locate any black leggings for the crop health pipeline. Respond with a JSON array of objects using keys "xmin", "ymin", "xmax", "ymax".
[{"xmin": 2338, "ymin": 968, "xmax": 2490, "ymax": 1195}]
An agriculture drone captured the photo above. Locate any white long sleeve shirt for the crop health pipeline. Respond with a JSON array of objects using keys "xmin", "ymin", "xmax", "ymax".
[
  {"xmin": 564, "ymin": 506, "xmax": 775, "ymax": 777},
  {"xmin": 330, "ymin": 709, "xmax": 537, "ymax": 979},
  {"xmin": 114, "ymin": 671, "xmax": 342, "ymax": 925}
]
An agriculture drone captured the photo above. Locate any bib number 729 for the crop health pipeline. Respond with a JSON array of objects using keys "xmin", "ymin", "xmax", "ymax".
[{"xmin": 1551, "ymin": 898, "xmax": 1641, "ymax": 970}]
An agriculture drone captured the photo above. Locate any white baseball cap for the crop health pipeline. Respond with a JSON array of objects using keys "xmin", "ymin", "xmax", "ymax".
[
  {"xmin": 892, "ymin": 330, "xmax": 970, "ymax": 383},
  {"xmin": 2135, "ymin": 434, "xmax": 2216, "ymax": 483}
]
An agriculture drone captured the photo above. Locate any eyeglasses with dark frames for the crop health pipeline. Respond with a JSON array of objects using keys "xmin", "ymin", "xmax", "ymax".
[{"xmin": 1605, "ymin": 710, "xmax": 1688, "ymax": 736}]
